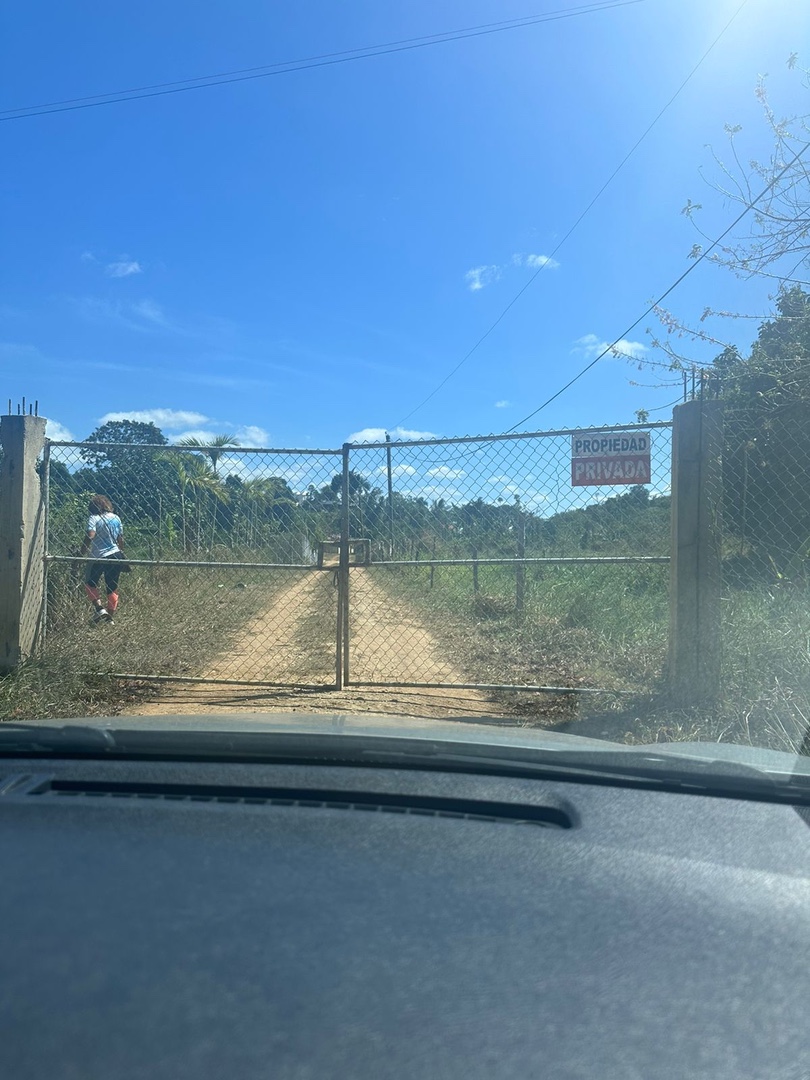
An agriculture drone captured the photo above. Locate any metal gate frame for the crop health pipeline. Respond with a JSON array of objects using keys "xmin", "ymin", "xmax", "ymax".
[
  {"xmin": 42, "ymin": 441, "xmax": 346, "ymax": 690},
  {"xmin": 340, "ymin": 422, "xmax": 673, "ymax": 696},
  {"xmin": 42, "ymin": 422, "xmax": 672, "ymax": 694}
]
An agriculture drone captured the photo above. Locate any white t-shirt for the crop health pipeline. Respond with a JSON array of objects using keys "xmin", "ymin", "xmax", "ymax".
[{"xmin": 87, "ymin": 513, "xmax": 123, "ymax": 559}]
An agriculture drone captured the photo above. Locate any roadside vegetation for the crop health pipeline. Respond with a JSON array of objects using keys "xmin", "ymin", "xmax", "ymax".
[
  {"xmin": 0, "ymin": 565, "xmax": 299, "ymax": 721},
  {"xmin": 3, "ymin": 284, "xmax": 810, "ymax": 747}
]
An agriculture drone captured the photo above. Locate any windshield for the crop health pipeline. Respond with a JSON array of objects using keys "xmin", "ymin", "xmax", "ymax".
[{"xmin": 1, "ymin": 0, "xmax": 809, "ymax": 767}]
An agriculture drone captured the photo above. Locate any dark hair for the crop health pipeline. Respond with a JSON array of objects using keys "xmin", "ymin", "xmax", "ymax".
[{"xmin": 89, "ymin": 495, "xmax": 113, "ymax": 515}]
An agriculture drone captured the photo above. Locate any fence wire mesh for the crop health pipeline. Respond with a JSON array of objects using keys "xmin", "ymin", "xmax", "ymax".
[
  {"xmin": 344, "ymin": 425, "xmax": 672, "ymax": 691},
  {"xmin": 718, "ymin": 399, "xmax": 810, "ymax": 751},
  {"xmin": 45, "ymin": 443, "xmax": 344, "ymax": 685},
  {"xmin": 43, "ymin": 427, "xmax": 673, "ymax": 694}
]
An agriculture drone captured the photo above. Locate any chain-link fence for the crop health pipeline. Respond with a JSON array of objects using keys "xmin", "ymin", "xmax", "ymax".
[
  {"xmin": 44, "ymin": 442, "xmax": 344, "ymax": 686},
  {"xmin": 717, "ymin": 399, "xmax": 810, "ymax": 749},
  {"xmin": 343, "ymin": 424, "xmax": 673, "ymax": 693},
  {"xmin": 25, "ymin": 405, "xmax": 810, "ymax": 740},
  {"xmin": 42, "ymin": 426, "xmax": 673, "ymax": 695}
]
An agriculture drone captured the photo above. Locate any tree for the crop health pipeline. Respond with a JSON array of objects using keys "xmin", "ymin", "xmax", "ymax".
[
  {"xmin": 175, "ymin": 434, "xmax": 238, "ymax": 475},
  {"xmin": 711, "ymin": 286, "xmax": 810, "ymax": 572},
  {"xmin": 635, "ymin": 65, "xmax": 810, "ymax": 381},
  {"xmin": 81, "ymin": 420, "xmax": 168, "ymax": 469},
  {"xmin": 682, "ymin": 68, "xmax": 810, "ymax": 284},
  {"xmin": 75, "ymin": 421, "xmax": 177, "ymax": 539},
  {"xmin": 621, "ymin": 65, "xmax": 810, "ymax": 572},
  {"xmin": 162, "ymin": 451, "xmax": 229, "ymax": 553}
]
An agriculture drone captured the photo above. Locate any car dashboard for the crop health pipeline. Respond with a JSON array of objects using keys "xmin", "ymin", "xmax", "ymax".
[{"xmin": 1, "ymin": 750, "xmax": 809, "ymax": 1079}]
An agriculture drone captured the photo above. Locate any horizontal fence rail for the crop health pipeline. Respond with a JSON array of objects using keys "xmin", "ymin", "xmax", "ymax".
[
  {"xmin": 44, "ymin": 440, "xmax": 346, "ymax": 687},
  {"xmin": 43, "ymin": 423, "xmax": 673, "ymax": 700},
  {"xmin": 342, "ymin": 423, "xmax": 673, "ymax": 695},
  {"xmin": 47, "ymin": 555, "xmax": 321, "ymax": 572},
  {"xmin": 367, "ymin": 556, "xmax": 670, "ymax": 568}
]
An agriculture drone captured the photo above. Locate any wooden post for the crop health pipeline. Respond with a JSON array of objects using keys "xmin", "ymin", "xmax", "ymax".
[
  {"xmin": 0, "ymin": 415, "xmax": 47, "ymax": 672},
  {"xmin": 668, "ymin": 400, "xmax": 723, "ymax": 704}
]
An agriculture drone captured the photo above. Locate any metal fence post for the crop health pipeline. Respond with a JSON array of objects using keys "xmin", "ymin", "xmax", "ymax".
[
  {"xmin": 337, "ymin": 443, "xmax": 351, "ymax": 688},
  {"xmin": 385, "ymin": 433, "xmax": 395, "ymax": 558},
  {"xmin": 668, "ymin": 399, "xmax": 723, "ymax": 704},
  {"xmin": 515, "ymin": 512, "xmax": 526, "ymax": 619},
  {"xmin": 0, "ymin": 414, "xmax": 47, "ymax": 672}
]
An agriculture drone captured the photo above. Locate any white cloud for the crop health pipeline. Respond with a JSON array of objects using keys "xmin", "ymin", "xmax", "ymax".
[
  {"xmin": 487, "ymin": 475, "xmax": 511, "ymax": 484},
  {"xmin": 80, "ymin": 251, "xmax": 97, "ymax": 263},
  {"xmin": 97, "ymin": 411, "xmax": 271, "ymax": 447},
  {"xmin": 495, "ymin": 400, "xmax": 509, "ymax": 408},
  {"xmin": 465, "ymin": 265, "xmax": 501, "ymax": 292},
  {"xmin": 427, "ymin": 466, "xmax": 465, "ymax": 479},
  {"xmin": 169, "ymin": 429, "xmax": 220, "ymax": 444},
  {"xmin": 100, "ymin": 408, "xmax": 210, "ymax": 430},
  {"xmin": 231, "ymin": 425, "xmax": 271, "ymax": 447},
  {"xmin": 74, "ymin": 296, "xmax": 169, "ymax": 332},
  {"xmin": 378, "ymin": 464, "xmax": 417, "ymax": 477},
  {"xmin": 130, "ymin": 298, "xmax": 164, "ymax": 324},
  {"xmin": 416, "ymin": 484, "xmax": 464, "ymax": 503},
  {"xmin": 575, "ymin": 333, "xmax": 646, "ymax": 360},
  {"xmin": 169, "ymin": 425, "xmax": 270, "ymax": 448},
  {"xmin": 106, "ymin": 260, "xmax": 143, "ymax": 278},
  {"xmin": 518, "ymin": 253, "xmax": 559, "ymax": 270},
  {"xmin": 45, "ymin": 419, "xmax": 75, "ymax": 442},
  {"xmin": 0, "ymin": 342, "xmax": 43, "ymax": 363},
  {"xmin": 346, "ymin": 426, "xmax": 436, "ymax": 444},
  {"xmin": 520, "ymin": 491, "xmax": 549, "ymax": 510}
]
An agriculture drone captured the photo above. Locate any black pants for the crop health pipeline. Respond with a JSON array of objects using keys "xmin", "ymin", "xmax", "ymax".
[{"xmin": 85, "ymin": 554, "xmax": 123, "ymax": 594}]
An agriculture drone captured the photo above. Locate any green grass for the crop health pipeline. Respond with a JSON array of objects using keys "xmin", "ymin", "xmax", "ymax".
[
  {"xmin": 6, "ymin": 551, "xmax": 810, "ymax": 755},
  {"xmin": 370, "ymin": 562, "xmax": 669, "ymax": 718},
  {"xmin": 370, "ymin": 562, "xmax": 810, "ymax": 751}
]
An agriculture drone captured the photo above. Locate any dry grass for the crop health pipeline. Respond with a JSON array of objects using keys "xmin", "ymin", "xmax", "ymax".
[
  {"xmin": 370, "ymin": 563, "xmax": 669, "ymax": 722},
  {"xmin": 371, "ymin": 564, "xmax": 810, "ymax": 752},
  {"xmin": 0, "ymin": 564, "xmax": 292, "ymax": 721}
]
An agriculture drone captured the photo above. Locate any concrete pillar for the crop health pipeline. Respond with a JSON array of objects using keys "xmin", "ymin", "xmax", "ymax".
[
  {"xmin": 0, "ymin": 415, "xmax": 47, "ymax": 672},
  {"xmin": 668, "ymin": 400, "xmax": 723, "ymax": 704}
]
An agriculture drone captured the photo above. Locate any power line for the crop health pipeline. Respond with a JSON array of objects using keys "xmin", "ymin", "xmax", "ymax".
[
  {"xmin": 392, "ymin": 0, "xmax": 750, "ymax": 428},
  {"xmin": 0, "ymin": 1, "xmax": 641, "ymax": 122},
  {"xmin": 506, "ymin": 138, "xmax": 810, "ymax": 432}
]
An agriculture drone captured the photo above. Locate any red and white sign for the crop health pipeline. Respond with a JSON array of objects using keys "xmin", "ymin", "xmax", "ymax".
[{"xmin": 571, "ymin": 432, "xmax": 651, "ymax": 487}]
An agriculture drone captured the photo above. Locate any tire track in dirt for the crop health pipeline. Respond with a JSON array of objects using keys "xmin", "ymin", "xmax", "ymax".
[
  {"xmin": 203, "ymin": 573, "xmax": 333, "ymax": 684},
  {"xmin": 126, "ymin": 569, "xmax": 504, "ymax": 721}
]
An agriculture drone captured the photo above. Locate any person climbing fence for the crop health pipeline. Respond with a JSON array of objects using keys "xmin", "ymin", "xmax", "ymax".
[{"xmin": 76, "ymin": 495, "xmax": 128, "ymax": 625}]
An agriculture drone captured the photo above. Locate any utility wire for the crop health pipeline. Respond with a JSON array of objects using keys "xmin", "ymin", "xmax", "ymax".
[
  {"xmin": 392, "ymin": 0, "xmax": 750, "ymax": 428},
  {"xmin": 0, "ymin": 1, "xmax": 640, "ymax": 122},
  {"xmin": 506, "ymin": 138, "xmax": 810, "ymax": 432}
]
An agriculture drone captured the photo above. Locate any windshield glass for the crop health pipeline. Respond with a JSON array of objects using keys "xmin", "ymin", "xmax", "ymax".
[{"xmin": 1, "ymin": 0, "xmax": 809, "ymax": 766}]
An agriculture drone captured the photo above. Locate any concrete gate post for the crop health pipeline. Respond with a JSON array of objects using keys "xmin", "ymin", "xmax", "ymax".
[{"xmin": 0, "ymin": 415, "xmax": 48, "ymax": 672}]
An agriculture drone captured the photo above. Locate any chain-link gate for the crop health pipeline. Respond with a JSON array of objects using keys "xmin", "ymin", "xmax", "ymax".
[
  {"xmin": 43, "ymin": 441, "xmax": 344, "ymax": 687},
  {"xmin": 42, "ymin": 423, "xmax": 672, "ymax": 695},
  {"xmin": 342, "ymin": 423, "xmax": 673, "ymax": 695}
]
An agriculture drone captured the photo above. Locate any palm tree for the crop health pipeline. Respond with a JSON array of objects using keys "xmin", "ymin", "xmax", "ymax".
[
  {"xmin": 162, "ymin": 451, "xmax": 230, "ymax": 552},
  {"xmin": 175, "ymin": 434, "xmax": 239, "ymax": 475}
]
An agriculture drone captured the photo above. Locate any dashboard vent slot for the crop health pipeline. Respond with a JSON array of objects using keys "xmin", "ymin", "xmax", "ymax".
[{"xmin": 26, "ymin": 779, "xmax": 572, "ymax": 829}]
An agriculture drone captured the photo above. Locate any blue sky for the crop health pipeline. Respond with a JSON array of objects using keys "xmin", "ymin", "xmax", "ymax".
[{"xmin": 1, "ymin": 0, "xmax": 805, "ymax": 448}]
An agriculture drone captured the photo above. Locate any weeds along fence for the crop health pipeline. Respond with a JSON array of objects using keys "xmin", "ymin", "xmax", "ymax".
[
  {"xmin": 40, "ymin": 425, "xmax": 673, "ymax": 694},
  {"xmin": 715, "ymin": 397, "xmax": 810, "ymax": 750},
  {"xmin": 0, "ymin": 400, "xmax": 804, "ymax": 745},
  {"xmin": 43, "ymin": 442, "xmax": 344, "ymax": 685},
  {"xmin": 341, "ymin": 425, "xmax": 673, "ymax": 694}
]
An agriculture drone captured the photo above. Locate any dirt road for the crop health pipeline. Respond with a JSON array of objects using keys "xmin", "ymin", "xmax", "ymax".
[{"xmin": 125, "ymin": 570, "xmax": 507, "ymax": 721}]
